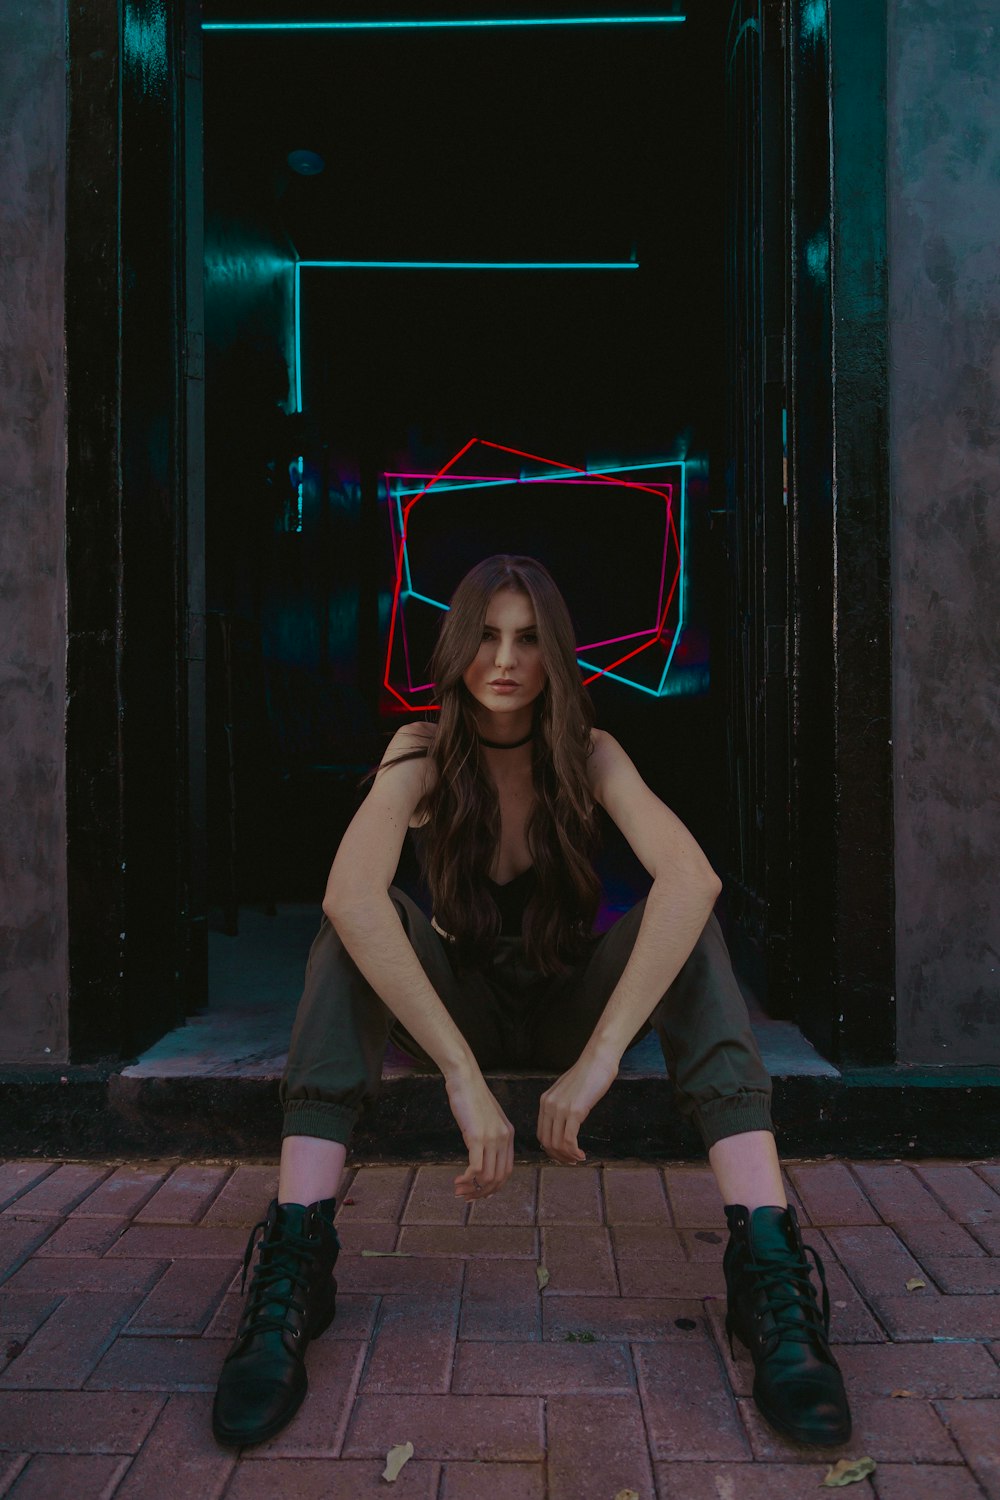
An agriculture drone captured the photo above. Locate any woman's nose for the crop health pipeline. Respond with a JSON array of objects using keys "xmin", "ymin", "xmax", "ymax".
[{"xmin": 494, "ymin": 638, "xmax": 516, "ymax": 668}]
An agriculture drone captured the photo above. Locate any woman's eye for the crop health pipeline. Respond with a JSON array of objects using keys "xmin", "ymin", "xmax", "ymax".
[{"xmin": 521, "ymin": 633, "xmax": 538, "ymax": 644}]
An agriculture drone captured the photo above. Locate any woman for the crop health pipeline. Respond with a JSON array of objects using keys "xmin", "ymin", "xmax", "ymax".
[{"xmin": 212, "ymin": 554, "xmax": 851, "ymax": 1451}]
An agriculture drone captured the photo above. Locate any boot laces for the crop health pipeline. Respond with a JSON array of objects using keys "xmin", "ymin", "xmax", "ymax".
[
  {"xmin": 237, "ymin": 1213, "xmax": 318, "ymax": 1338},
  {"xmin": 748, "ymin": 1242, "xmax": 832, "ymax": 1357}
]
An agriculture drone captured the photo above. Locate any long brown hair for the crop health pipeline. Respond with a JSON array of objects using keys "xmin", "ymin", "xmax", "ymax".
[{"xmin": 393, "ymin": 555, "xmax": 601, "ymax": 974}]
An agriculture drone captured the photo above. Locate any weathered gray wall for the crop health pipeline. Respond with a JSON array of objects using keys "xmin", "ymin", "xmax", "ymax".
[
  {"xmin": 0, "ymin": 2, "xmax": 69, "ymax": 1062},
  {"xmin": 889, "ymin": 1, "xmax": 1000, "ymax": 1063}
]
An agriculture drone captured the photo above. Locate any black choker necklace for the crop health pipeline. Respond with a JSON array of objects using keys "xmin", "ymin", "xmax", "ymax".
[{"xmin": 478, "ymin": 731, "xmax": 534, "ymax": 750}]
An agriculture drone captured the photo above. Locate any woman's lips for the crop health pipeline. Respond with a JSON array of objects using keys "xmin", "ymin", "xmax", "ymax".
[{"xmin": 489, "ymin": 682, "xmax": 519, "ymax": 693}]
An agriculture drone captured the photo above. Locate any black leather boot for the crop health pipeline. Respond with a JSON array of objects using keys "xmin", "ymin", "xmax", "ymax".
[
  {"xmin": 724, "ymin": 1204, "xmax": 851, "ymax": 1447},
  {"xmin": 212, "ymin": 1197, "xmax": 340, "ymax": 1448}
]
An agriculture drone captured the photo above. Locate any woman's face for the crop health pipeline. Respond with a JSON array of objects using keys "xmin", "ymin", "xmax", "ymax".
[{"xmin": 461, "ymin": 587, "xmax": 547, "ymax": 724}]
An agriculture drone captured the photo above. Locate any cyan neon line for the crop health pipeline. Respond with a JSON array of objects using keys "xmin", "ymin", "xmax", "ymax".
[
  {"xmin": 390, "ymin": 472, "xmax": 674, "ymax": 498},
  {"xmin": 204, "ymin": 17, "xmax": 685, "ymax": 32},
  {"xmin": 656, "ymin": 625, "xmax": 682, "ymax": 693},
  {"xmin": 576, "ymin": 664, "xmax": 665, "ymax": 697},
  {"xmin": 292, "ymin": 262, "xmax": 301, "ymax": 412},
  {"xmin": 298, "ymin": 260, "xmax": 638, "ymax": 270},
  {"xmin": 295, "ymin": 262, "xmax": 641, "ymax": 411},
  {"xmin": 403, "ymin": 588, "xmax": 447, "ymax": 612},
  {"xmin": 389, "ymin": 491, "xmax": 414, "ymax": 594}
]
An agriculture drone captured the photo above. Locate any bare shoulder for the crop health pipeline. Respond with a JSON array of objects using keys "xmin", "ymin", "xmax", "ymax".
[
  {"xmin": 378, "ymin": 719, "xmax": 436, "ymax": 764},
  {"xmin": 372, "ymin": 720, "xmax": 438, "ymax": 826}
]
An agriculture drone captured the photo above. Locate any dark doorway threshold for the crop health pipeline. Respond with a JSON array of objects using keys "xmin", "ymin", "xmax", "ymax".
[{"xmin": 4, "ymin": 907, "xmax": 999, "ymax": 1160}]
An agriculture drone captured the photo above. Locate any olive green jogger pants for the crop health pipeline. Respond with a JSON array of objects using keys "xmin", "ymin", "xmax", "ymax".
[{"xmin": 279, "ymin": 887, "xmax": 773, "ymax": 1152}]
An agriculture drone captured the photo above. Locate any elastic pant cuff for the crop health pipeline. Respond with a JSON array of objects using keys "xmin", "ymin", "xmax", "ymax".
[
  {"xmin": 693, "ymin": 1092, "xmax": 775, "ymax": 1150},
  {"xmin": 281, "ymin": 1099, "xmax": 358, "ymax": 1146}
]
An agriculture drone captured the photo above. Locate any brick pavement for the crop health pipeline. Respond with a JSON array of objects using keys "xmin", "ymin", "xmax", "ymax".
[{"xmin": 0, "ymin": 1157, "xmax": 998, "ymax": 1499}]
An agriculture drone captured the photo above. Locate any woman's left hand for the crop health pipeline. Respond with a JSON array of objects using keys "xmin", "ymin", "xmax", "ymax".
[{"xmin": 536, "ymin": 1044, "xmax": 620, "ymax": 1165}]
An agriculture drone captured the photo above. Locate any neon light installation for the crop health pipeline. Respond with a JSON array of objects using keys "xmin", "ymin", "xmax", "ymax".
[{"xmin": 382, "ymin": 439, "xmax": 688, "ymax": 709}]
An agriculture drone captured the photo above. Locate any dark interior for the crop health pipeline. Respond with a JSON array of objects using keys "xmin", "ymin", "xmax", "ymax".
[{"xmin": 201, "ymin": 6, "xmax": 733, "ymax": 951}]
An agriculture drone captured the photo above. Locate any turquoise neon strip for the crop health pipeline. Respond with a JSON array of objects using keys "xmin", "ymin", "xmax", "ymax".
[
  {"xmin": 205, "ymin": 17, "xmax": 685, "ymax": 32},
  {"xmin": 392, "ymin": 460, "xmax": 682, "ymax": 499},
  {"xmin": 401, "ymin": 588, "xmax": 448, "ymax": 611},
  {"xmin": 298, "ymin": 260, "xmax": 638, "ymax": 270},
  {"xmin": 292, "ymin": 259, "xmax": 639, "ymax": 412},
  {"xmin": 293, "ymin": 262, "xmax": 302, "ymax": 413}
]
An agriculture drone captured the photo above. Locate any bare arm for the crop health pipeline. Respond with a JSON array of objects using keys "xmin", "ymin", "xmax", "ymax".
[
  {"xmin": 324, "ymin": 725, "xmax": 514, "ymax": 1197},
  {"xmin": 582, "ymin": 728, "xmax": 723, "ymax": 1059},
  {"xmin": 536, "ymin": 729, "xmax": 722, "ymax": 1164}
]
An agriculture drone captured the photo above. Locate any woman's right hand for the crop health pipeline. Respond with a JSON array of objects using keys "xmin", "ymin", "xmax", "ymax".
[{"xmin": 445, "ymin": 1063, "xmax": 516, "ymax": 1200}]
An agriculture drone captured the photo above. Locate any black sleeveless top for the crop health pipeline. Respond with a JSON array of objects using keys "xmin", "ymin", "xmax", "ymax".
[
  {"xmin": 409, "ymin": 826, "xmax": 536, "ymax": 939},
  {"xmin": 486, "ymin": 866, "xmax": 538, "ymax": 936}
]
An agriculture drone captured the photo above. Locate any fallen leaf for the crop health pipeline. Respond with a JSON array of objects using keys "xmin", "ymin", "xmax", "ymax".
[
  {"xmin": 536, "ymin": 1265, "xmax": 550, "ymax": 1290},
  {"xmin": 890, "ymin": 1388, "xmax": 916, "ymax": 1398},
  {"xmin": 834, "ymin": 1300, "xmax": 848, "ymax": 1309},
  {"xmin": 614, "ymin": 1490, "xmax": 640, "ymax": 1500},
  {"xmin": 821, "ymin": 1456, "xmax": 876, "ymax": 1487},
  {"xmin": 361, "ymin": 1250, "xmax": 413, "ymax": 1258},
  {"xmin": 382, "ymin": 1440, "xmax": 414, "ymax": 1482},
  {"xmin": 904, "ymin": 1277, "xmax": 927, "ymax": 1291},
  {"xmin": 342, "ymin": 1197, "xmax": 356, "ymax": 1205}
]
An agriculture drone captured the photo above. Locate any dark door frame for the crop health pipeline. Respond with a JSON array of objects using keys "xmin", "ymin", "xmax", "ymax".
[
  {"xmin": 724, "ymin": 0, "xmax": 894, "ymax": 1067},
  {"xmin": 65, "ymin": 0, "xmax": 205, "ymax": 1061},
  {"xmin": 788, "ymin": 0, "xmax": 894, "ymax": 1067},
  {"xmin": 65, "ymin": 0, "xmax": 892, "ymax": 1067}
]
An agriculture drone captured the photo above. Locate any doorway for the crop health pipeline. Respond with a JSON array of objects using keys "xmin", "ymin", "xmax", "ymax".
[{"xmin": 194, "ymin": 5, "xmax": 745, "ymax": 1055}]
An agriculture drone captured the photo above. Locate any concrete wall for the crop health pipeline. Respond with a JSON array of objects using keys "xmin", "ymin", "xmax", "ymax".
[
  {"xmin": 889, "ymin": 1, "xmax": 1000, "ymax": 1063},
  {"xmin": 0, "ymin": 1, "xmax": 69, "ymax": 1062}
]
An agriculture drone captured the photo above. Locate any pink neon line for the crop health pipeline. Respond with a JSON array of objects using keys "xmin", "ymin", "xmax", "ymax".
[
  {"xmin": 384, "ymin": 476, "xmax": 420, "ymax": 691},
  {"xmin": 475, "ymin": 439, "xmax": 672, "ymax": 504},
  {"xmin": 654, "ymin": 493, "xmax": 673, "ymax": 625},
  {"xmin": 581, "ymin": 564, "xmax": 681, "ymax": 686},
  {"xmin": 578, "ymin": 626, "xmax": 658, "ymax": 652},
  {"xmin": 384, "ymin": 437, "xmax": 479, "ymax": 708},
  {"xmin": 385, "ymin": 471, "xmax": 499, "ymax": 484},
  {"xmin": 380, "ymin": 474, "xmax": 419, "ymax": 690}
]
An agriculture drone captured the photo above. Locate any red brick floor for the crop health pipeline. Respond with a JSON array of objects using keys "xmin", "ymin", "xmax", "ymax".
[{"xmin": 1, "ymin": 1158, "xmax": 999, "ymax": 1499}]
